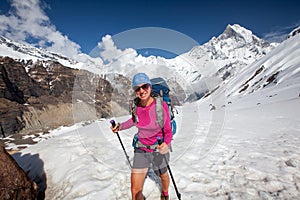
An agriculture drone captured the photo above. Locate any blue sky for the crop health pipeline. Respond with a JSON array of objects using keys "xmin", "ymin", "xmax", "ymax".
[{"xmin": 0, "ymin": 0, "xmax": 300, "ymax": 58}]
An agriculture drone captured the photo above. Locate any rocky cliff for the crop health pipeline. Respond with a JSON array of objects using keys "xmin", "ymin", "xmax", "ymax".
[{"xmin": 0, "ymin": 56, "xmax": 114, "ymax": 140}]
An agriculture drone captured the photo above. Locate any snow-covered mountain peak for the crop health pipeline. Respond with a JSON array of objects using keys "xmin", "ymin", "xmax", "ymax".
[
  {"xmin": 175, "ymin": 24, "xmax": 278, "ymax": 98},
  {"xmin": 211, "ymin": 23, "xmax": 273, "ymax": 50},
  {"xmin": 221, "ymin": 24, "xmax": 258, "ymax": 43},
  {"xmin": 186, "ymin": 24, "xmax": 277, "ymax": 65}
]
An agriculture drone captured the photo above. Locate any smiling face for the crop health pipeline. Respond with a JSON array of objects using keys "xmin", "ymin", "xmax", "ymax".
[{"xmin": 134, "ymin": 83, "xmax": 151, "ymax": 101}]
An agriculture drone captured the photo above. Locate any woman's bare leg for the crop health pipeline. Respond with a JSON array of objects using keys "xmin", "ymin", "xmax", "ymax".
[
  {"xmin": 160, "ymin": 172, "xmax": 170, "ymax": 194},
  {"xmin": 131, "ymin": 168, "xmax": 147, "ymax": 200}
]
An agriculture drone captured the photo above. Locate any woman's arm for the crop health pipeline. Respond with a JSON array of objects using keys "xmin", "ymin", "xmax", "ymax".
[
  {"xmin": 110, "ymin": 117, "xmax": 134, "ymax": 133},
  {"xmin": 120, "ymin": 117, "xmax": 135, "ymax": 130}
]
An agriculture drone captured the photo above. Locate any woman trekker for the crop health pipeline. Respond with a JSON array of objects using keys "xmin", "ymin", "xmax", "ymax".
[{"xmin": 111, "ymin": 72, "xmax": 173, "ymax": 200}]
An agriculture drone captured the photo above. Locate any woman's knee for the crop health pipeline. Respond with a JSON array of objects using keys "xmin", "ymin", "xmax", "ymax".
[{"xmin": 132, "ymin": 191, "xmax": 145, "ymax": 200}]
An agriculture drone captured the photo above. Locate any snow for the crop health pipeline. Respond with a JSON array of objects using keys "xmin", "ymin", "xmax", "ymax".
[
  {"xmin": 3, "ymin": 27, "xmax": 300, "ymax": 200},
  {"xmin": 11, "ymin": 68, "xmax": 300, "ymax": 199}
]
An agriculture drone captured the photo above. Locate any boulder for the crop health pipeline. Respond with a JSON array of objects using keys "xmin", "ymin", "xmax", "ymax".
[{"xmin": 0, "ymin": 146, "xmax": 37, "ymax": 199}]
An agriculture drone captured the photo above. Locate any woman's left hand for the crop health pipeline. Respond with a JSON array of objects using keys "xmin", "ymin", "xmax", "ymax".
[{"xmin": 157, "ymin": 142, "xmax": 169, "ymax": 155}]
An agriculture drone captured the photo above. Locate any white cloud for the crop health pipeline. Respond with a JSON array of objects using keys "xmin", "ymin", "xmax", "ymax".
[
  {"xmin": 94, "ymin": 34, "xmax": 176, "ymax": 79},
  {"xmin": 97, "ymin": 35, "xmax": 138, "ymax": 72},
  {"xmin": 0, "ymin": 0, "xmax": 81, "ymax": 58},
  {"xmin": 97, "ymin": 35, "xmax": 124, "ymax": 63}
]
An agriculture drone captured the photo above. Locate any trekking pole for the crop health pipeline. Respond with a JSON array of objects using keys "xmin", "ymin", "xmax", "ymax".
[
  {"xmin": 110, "ymin": 120, "xmax": 132, "ymax": 168},
  {"xmin": 157, "ymin": 138, "xmax": 181, "ymax": 200}
]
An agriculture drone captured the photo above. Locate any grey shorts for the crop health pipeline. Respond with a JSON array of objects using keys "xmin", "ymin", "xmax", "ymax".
[{"xmin": 133, "ymin": 148, "xmax": 170, "ymax": 175}]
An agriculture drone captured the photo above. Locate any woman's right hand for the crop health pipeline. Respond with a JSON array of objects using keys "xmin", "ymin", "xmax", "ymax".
[{"xmin": 110, "ymin": 123, "xmax": 120, "ymax": 133}]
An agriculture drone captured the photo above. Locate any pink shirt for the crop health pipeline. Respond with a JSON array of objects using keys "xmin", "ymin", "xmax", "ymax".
[{"xmin": 120, "ymin": 99, "xmax": 172, "ymax": 151}]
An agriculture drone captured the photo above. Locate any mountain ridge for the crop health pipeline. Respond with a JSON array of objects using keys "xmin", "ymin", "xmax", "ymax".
[
  {"xmin": 166, "ymin": 24, "xmax": 278, "ymax": 101},
  {"xmin": 1, "ymin": 23, "xmax": 295, "ymax": 139}
]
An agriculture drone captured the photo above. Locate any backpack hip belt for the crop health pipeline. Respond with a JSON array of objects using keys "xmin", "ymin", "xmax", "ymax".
[{"xmin": 135, "ymin": 140, "xmax": 158, "ymax": 150}]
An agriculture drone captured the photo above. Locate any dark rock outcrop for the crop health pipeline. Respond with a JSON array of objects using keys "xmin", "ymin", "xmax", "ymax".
[
  {"xmin": 0, "ymin": 57, "xmax": 113, "ymax": 138},
  {"xmin": 0, "ymin": 146, "xmax": 38, "ymax": 199}
]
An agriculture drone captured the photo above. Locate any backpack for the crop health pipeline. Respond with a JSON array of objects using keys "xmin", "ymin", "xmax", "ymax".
[{"xmin": 131, "ymin": 77, "xmax": 177, "ymax": 149}]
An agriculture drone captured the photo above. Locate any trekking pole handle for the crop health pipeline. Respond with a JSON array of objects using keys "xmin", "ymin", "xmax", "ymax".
[
  {"xmin": 110, "ymin": 120, "xmax": 116, "ymax": 128},
  {"xmin": 157, "ymin": 136, "xmax": 163, "ymax": 145}
]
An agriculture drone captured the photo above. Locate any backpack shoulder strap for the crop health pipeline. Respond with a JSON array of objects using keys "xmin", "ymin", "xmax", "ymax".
[
  {"xmin": 154, "ymin": 96, "xmax": 164, "ymax": 129},
  {"xmin": 131, "ymin": 97, "xmax": 140, "ymax": 124}
]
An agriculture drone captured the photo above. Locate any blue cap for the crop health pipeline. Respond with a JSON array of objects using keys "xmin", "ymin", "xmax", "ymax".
[{"xmin": 132, "ymin": 73, "xmax": 152, "ymax": 89}]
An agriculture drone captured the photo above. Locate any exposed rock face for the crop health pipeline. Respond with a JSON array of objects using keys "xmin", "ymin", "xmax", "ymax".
[
  {"xmin": 0, "ymin": 146, "xmax": 38, "ymax": 199},
  {"xmin": 0, "ymin": 57, "xmax": 113, "ymax": 138},
  {"xmin": 0, "ymin": 99, "xmax": 24, "ymax": 137}
]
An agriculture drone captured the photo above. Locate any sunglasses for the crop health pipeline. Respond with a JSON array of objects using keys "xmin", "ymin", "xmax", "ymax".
[{"xmin": 134, "ymin": 84, "xmax": 150, "ymax": 92}]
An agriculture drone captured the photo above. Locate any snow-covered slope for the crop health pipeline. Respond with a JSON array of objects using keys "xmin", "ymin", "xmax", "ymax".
[
  {"xmin": 12, "ymin": 93, "xmax": 300, "ymax": 199},
  {"xmin": 287, "ymin": 25, "xmax": 300, "ymax": 38},
  {"xmin": 9, "ymin": 25, "xmax": 300, "ymax": 200},
  {"xmin": 13, "ymin": 64, "xmax": 300, "ymax": 200},
  {"xmin": 225, "ymin": 33, "xmax": 300, "ymax": 99}
]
